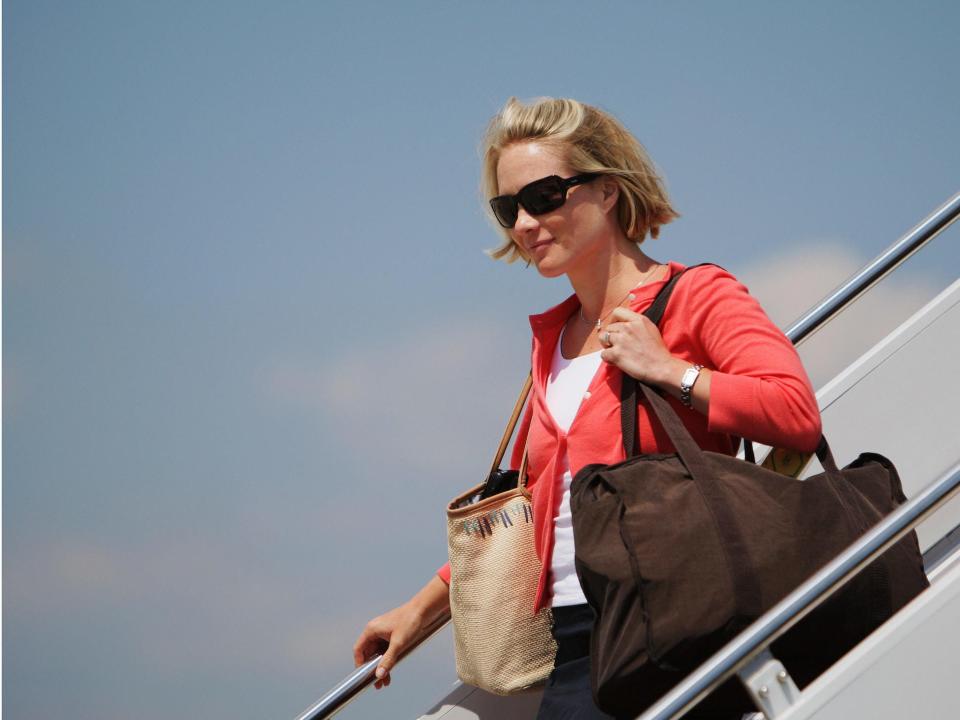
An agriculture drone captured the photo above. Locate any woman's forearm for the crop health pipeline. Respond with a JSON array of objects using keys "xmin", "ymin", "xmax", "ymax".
[{"xmin": 408, "ymin": 574, "xmax": 451, "ymax": 624}]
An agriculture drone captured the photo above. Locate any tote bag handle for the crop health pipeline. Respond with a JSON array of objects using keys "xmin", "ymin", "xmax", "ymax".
[{"xmin": 487, "ymin": 372, "xmax": 532, "ymax": 480}]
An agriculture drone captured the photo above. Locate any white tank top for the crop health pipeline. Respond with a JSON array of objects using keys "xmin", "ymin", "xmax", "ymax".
[{"xmin": 545, "ymin": 334, "xmax": 602, "ymax": 607}]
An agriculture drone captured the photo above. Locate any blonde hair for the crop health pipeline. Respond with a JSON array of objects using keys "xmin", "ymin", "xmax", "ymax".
[{"xmin": 481, "ymin": 97, "xmax": 679, "ymax": 263}]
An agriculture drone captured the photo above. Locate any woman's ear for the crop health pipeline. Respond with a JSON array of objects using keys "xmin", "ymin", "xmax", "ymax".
[{"xmin": 600, "ymin": 177, "xmax": 620, "ymax": 213}]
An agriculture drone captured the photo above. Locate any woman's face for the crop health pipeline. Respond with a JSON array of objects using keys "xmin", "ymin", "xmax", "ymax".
[{"xmin": 495, "ymin": 141, "xmax": 616, "ymax": 278}]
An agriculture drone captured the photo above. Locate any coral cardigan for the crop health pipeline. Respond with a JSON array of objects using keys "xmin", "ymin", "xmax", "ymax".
[{"xmin": 438, "ymin": 261, "xmax": 822, "ymax": 613}]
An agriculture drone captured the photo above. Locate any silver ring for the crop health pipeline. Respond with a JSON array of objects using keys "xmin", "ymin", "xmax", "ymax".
[{"xmin": 602, "ymin": 331, "xmax": 612, "ymax": 346}]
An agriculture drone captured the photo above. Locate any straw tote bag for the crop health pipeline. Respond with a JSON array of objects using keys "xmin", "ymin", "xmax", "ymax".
[
  {"xmin": 446, "ymin": 375, "xmax": 557, "ymax": 695},
  {"xmin": 569, "ymin": 269, "xmax": 929, "ymax": 718}
]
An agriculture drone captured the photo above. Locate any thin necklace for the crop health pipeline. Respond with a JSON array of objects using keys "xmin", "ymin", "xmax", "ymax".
[{"xmin": 579, "ymin": 263, "xmax": 662, "ymax": 330}]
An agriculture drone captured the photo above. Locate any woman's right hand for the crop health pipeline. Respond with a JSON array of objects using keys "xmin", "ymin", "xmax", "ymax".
[
  {"xmin": 353, "ymin": 602, "xmax": 425, "ymax": 689},
  {"xmin": 352, "ymin": 575, "xmax": 450, "ymax": 689}
]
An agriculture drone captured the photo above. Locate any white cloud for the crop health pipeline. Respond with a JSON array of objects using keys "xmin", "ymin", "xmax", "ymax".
[
  {"xmin": 265, "ymin": 319, "xmax": 530, "ymax": 482},
  {"xmin": 8, "ymin": 244, "xmax": 944, "ymax": 720},
  {"xmin": 738, "ymin": 242, "xmax": 941, "ymax": 390},
  {"xmin": 264, "ymin": 243, "xmax": 945, "ymax": 488},
  {"xmin": 4, "ymin": 535, "xmax": 355, "ymax": 676}
]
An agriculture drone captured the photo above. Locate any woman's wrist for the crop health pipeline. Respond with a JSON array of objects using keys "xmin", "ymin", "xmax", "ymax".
[
  {"xmin": 651, "ymin": 356, "xmax": 712, "ymax": 415},
  {"xmin": 651, "ymin": 356, "xmax": 690, "ymax": 391}
]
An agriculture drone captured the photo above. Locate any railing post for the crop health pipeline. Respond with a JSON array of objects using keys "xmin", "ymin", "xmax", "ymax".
[{"xmin": 736, "ymin": 649, "xmax": 799, "ymax": 718}]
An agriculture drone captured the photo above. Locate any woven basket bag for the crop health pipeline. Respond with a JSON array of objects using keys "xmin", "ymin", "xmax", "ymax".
[{"xmin": 446, "ymin": 374, "xmax": 556, "ymax": 695}]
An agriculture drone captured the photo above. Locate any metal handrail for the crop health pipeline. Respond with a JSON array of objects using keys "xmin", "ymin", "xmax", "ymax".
[
  {"xmin": 294, "ymin": 614, "xmax": 450, "ymax": 720},
  {"xmin": 784, "ymin": 191, "xmax": 960, "ymax": 345},
  {"xmin": 295, "ymin": 191, "xmax": 960, "ymax": 720},
  {"xmin": 637, "ymin": 460, "xmax": 960, "ymax": 720},
  {"xmin": 632, "ymin": 190, "xmax": 960, "ymax": 718}
]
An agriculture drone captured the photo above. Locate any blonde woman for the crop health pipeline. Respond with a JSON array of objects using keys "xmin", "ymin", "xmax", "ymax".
[{"xmin": 354, "ymin": 98, "xmax": 821, "ymax": 719}]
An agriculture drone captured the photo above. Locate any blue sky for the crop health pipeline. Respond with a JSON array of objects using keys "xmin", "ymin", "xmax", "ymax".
[{"xmin": 4, "ymin": 2, "xmax": 959, "ymax": 719}]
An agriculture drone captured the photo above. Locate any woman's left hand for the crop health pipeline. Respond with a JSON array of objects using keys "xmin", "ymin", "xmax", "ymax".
[{"xmin": 599, "ymin": 307, "xmax": 679, "ymax": 386}]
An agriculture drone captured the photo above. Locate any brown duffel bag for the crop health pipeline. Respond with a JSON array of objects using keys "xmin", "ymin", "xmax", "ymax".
[{"xmin": 569, "ymin": 276, "xmax": 929, "ymax": 718}]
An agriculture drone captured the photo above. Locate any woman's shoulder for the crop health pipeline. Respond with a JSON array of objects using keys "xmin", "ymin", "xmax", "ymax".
[
  {"xmin": 668, "ymin": 262, "xmax": 747, "ymax": 300},
  {"xmin": 674, "ymin": 261, "xmax": 739, "ymax": 283},
  {"xmin": 663, "ymin": 262, "xmax": 765, "ymax": 329}
]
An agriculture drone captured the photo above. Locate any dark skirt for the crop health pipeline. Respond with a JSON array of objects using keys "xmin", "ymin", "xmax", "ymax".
[
  {"xmin": 536, "ymin": 604, "xmax": 614, "ymax": 720},
  {"xmin": 536, "ymin": 604, "xmax": 756, "ymax": 720}
]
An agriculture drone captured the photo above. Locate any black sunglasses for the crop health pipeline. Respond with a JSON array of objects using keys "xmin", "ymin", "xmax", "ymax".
[{"xmin": 489, "ymin": 173, "xmax": 600, "ymax": 229}]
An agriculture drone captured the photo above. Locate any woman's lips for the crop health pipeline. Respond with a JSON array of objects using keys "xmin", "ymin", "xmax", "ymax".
[{"xmin": 527, "ymin": 239, "xmax": 553, "ymax": 255}]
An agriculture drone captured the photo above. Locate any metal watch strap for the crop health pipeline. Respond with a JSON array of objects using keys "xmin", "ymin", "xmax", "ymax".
[{"xmin": 680, "ymin": 364, "xmax": 704, "ymax": 408}]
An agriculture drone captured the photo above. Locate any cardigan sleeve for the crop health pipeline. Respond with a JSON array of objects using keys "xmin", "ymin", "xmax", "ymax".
[{"xmin": 675, "ymin": 265, "xmax": 822, "ymax": 452}]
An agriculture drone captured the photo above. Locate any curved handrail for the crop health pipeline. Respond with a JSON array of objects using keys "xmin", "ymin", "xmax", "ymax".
[
  {"xmin": 784, "ymin": 191, "xmax": 960, "ymax": 345},
  {"xmin": 293, "ymin": 613, "xmax": 450, "ymax": 720},
  {"xmin": 636, "ymin": 460, "xmax": 960, "ymax": 720},
  {"xmin": 295, "ymin": 190, "xmax": 960, "ymax": 720}
]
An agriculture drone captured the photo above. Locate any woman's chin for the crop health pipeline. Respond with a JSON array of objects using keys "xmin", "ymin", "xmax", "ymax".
[
  {"xmin": 530, "ymin": 254, "xmax": 569, "ymax": 278},
  {"xmin": 532, "ymin": 262, "xmax": 566, "ymax": 278}
]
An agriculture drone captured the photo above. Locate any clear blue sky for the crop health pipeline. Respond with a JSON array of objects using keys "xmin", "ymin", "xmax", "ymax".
[{"xmin": 4, "ymin": 2, "xmax": 958, "ymax": 718}]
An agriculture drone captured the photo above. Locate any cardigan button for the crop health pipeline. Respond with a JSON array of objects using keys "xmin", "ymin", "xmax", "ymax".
[{"xmin": 583, "ymin": 391, "xmax": 592, "ymax": 399}]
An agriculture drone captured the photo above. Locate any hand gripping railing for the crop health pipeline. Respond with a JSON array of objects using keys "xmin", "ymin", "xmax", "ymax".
[
  {"xmin": 636, "ymin": 460, "xmax": 960, "ymax": 720},
  {"xmin": 293, "ymin": 614, "xmax": 451, "ymax": 720},
  {"xmin": 294, "ymin": 190, "xmax": 960, "ymax": 720}
]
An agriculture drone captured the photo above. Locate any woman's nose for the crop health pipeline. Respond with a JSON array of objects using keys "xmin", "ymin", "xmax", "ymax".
[{"xmin": 514, "ymin": 205, "xmax": 539, "ymax": 232}]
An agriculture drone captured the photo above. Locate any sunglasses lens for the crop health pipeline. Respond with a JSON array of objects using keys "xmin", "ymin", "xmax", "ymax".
[
  {"xmin": 520, "ymin": 177, "xmax": 565, "ymax": 215},
  {"xmin": 489, "ymin": 176, "xmax": 576, "ymax": 228},
  {"xmin": 490, "ymin": 197, "xmax": 518, "ymax": 228}
]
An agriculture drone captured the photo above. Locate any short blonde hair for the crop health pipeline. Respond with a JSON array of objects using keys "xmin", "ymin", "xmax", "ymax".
[{"xmin": 481, "ymin": 97, "xmax": 679, "ymax": 263}]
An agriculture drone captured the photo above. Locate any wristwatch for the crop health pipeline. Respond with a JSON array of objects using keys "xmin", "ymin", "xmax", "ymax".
[{"xmin": 680, "ymin": 364, "xmax": 704, "ymax": 408}]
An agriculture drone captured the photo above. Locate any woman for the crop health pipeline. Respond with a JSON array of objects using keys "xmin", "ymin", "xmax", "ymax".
[{"xmin": 354, "ymin": 97, "xmax": 822, "ymax": 718}]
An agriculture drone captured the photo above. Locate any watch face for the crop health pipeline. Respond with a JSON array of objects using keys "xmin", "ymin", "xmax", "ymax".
[{"xmin": 681, "ymin": 368, "xmax": 699, "ymax": 388}]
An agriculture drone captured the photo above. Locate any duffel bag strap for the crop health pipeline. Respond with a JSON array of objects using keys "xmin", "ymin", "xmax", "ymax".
[{"xmin": 621, "ymin": 263, "xmax": 718, "ymax": 457}]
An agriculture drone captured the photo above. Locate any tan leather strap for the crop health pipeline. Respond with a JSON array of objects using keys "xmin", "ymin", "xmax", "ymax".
[
  {"xmin": 488, "ymin": 372, "xmax": 533, "ymax": 479},
  {"xmin": 518, "ymin": 446, "xmax": 531, "ymax": 489}
]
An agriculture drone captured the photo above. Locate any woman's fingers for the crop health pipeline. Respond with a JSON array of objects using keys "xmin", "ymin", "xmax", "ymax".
[
  {"xmin": 353, "ymin": 621, "xmax": 390, "ymax": 666},
  {"xmin": 599, "ymin": 312, "xmax": 672, "ymax": 382},
  {"xmin": 353, "ymin": 631, "xmax": 373, "ymax": 666},
  {"xmin": 353, "ymin": 607, "xmax": 422, "ymax": 690},
  {"xmin": 356, "ymin": 626, "xmax": 392, "ymax": 689},
  {"xmin": 604, "ymin": 315, "xmax": 654, "ymax": 336},
  {"xmin": 609, "ymin": 307, "xmax": 643, "ymax": 323},
  {"xmin": 353, "ymin": 600, "xmax": 432, "ymax": 691},
  {"xmin": 600, "ymin": 319, "xmax": 635, "ymax": 344},
  {"xmin": 603, "ymin": 314, "xmax": 663, "ymax": 346},
  {"xmin": 375, "ymin": 626, "xmax": 410, "ymax": 684}
]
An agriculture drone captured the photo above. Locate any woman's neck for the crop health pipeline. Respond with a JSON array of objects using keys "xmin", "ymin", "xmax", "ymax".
[{"xmin": 569, "ymin": 240, "xmax": 659, "ymax": 325}]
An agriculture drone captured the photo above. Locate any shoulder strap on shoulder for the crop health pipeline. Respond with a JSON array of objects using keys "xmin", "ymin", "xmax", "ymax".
[
  {"xmin": 643, "ymin": 262, "xmax": 723, "ymax": 327},
  {"xmin": 620, "ymin": 262, "xmax": 723, "ymax": 457}
]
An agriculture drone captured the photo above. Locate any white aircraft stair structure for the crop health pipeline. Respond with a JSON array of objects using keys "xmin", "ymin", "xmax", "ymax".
[{"xmin": 294, "ymin": 190, "xmax": 960, "ymax": 720}]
